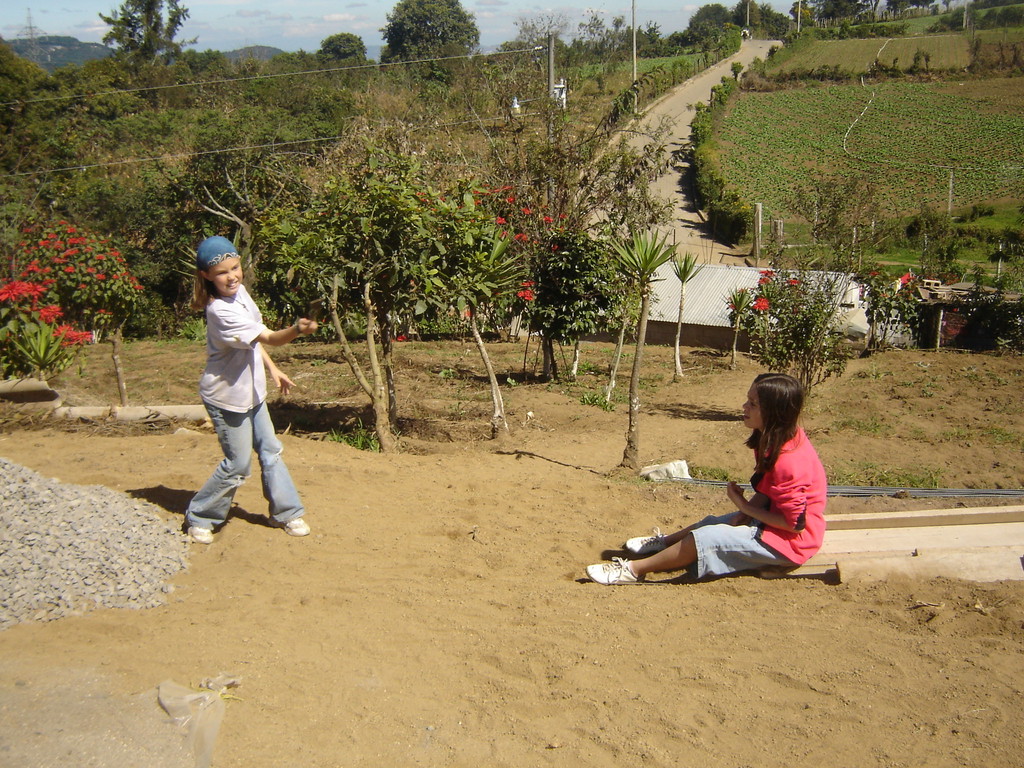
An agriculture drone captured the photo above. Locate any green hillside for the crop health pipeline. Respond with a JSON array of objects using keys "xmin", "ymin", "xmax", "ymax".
[
  {"xmin": 716, "ymin": 78, "xmax": 1024, "ymax": 222},
  {"xmin": 768, "ymin": 33, "xmax": 970, "ymax": 74}
]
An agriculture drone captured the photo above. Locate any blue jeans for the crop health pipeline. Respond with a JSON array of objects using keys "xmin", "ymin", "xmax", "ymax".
[
  {"xmin": 689, "ymin": 513, "xmax": 792, "ymax": 579},
  {"xmin": 185, "ymin": 400, "xmax": 304, "ymax": 529}
]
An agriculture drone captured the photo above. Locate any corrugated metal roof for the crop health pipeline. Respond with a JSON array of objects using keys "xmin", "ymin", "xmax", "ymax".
[{"xmin": 647, "ymin": 263, "xmax": 762, "ymax": 328}]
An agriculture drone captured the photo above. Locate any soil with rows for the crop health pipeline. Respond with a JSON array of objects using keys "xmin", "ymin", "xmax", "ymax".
[{"xmin": 1, "ymin": 338, "xmax": 1022, "ymax": 767}]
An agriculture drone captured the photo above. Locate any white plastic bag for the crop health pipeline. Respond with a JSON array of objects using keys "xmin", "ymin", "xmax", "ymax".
[{"xmin": 158, "ymin": 674, "xmax": 241, "ymax": 768}]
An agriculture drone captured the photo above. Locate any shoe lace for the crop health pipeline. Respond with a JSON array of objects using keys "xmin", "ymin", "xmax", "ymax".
[
  {"xmin": 648, "ymin": 527, "xmax": 663, "ymax": 542},
  {"xmin": 609, "ymin": 557, "xmax": 634, "ymax": 579}
]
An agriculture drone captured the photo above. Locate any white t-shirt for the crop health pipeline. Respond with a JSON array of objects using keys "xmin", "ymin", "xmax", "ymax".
[{"xmin": 199, "ymin": 285, "xmax": 269, "ymax": 412}]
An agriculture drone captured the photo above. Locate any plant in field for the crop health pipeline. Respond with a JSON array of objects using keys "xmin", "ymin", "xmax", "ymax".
[
  {"xmin": 727, "ymin": 287, "xmax": 754, "ymax": 369},
  {"xmin": 262, "ymin": 148, "xmax": 446, "ymax": 453},
  {"xmin": 528, "ymin": 230, "xmax": 619, "ymax": 382},
  {"xmin": 612, "ymin": 230, "xmax": 677, "ymax": 470},
  {"xmin": 446, "ymin": 206, "xmax": 525, "ymax": 439},
  {"xmin": 671, "ymin": 252, "xmax": 704, "ymax": 380},
  {"xmin": 740, "ymin": 269, "xmax": 851, "ymax": 391},
  {"xmin": 0, "ymin": 281, "xmax": 92, "ymax": 380},
  {"xmin": 14, "ymin": 222, "xmax": 142, "ymax": 403},
  {"xmin": 859, "ymin": 268, "xmax": 921, "ymax": 352}
]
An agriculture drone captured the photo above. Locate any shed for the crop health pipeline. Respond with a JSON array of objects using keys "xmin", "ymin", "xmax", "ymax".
[{"xmin": 641, "ymin": 263, "xmax": 869, "ymax": 351}]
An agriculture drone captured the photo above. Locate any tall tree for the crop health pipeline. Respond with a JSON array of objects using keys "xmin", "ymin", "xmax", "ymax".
[
  {"xmin": 99, "ymin": 0, "xmax": 195, "ymax": 65},
  {"xmin": 380, "ymin": 0, "xmax": 479, "ymax": 62}
]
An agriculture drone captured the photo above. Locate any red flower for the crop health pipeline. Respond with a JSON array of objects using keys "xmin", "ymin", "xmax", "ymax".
[
  {"xmin": 38, "ymin": 305, "xmax": 63, "ymax": 323},
  {"xmin": 54, "ymin": 325, "xmax": 93, "ymax": 346},
  {"xmin": 753, "ymin": 297, "xmax": 770, "ymax": 312},
  {"xmin": 0, "ymin": 281, "xmax": 34, "ymax": 302},
  {"xmin": 521, "ymin": 207, "xmax": 532, "ymax": 215},
  {"xmin": 788, "ymin": 278, "xmax": 800, "ymax": 286},
  {"xmin": 496, "ymin": 216, "xmax": 507, "ymax": 225},
  {"xmin": 64, "ymin": 266, "xmax": 76, "ymax": 273},
  {"xmin": 516, "ymin": 289, "xmax": 535, "ymax": 301}
]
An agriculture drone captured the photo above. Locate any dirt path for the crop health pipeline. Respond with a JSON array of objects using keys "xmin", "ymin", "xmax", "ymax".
[{"xmin": 636, "ymin": 39, "xmax": 780, "ymax": 264}]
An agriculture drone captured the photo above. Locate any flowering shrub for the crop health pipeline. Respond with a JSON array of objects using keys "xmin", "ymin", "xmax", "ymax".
[
  {"xmin": 0, "ymin": 281, "xmax": 89, "ymax": 379},
  {"xmin": 1, "ymin": 221, "xmax": 141, "ymax": 380},
  {"xmin": 740, "ymin": 269, "xmax": 851, "ymax": 390},
  {"xmin": 18, "ymin": 222, "xmax": 142, "ymax": 336},
  {"xmin": 859, "ymin": 269, "xmax": 921, "ymax": 351}
]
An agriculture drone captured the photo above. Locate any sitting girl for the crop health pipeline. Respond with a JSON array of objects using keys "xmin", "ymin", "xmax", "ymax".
[{"xmin": 586, "ymin": 372, "xmax": 827, "ymax": 585}]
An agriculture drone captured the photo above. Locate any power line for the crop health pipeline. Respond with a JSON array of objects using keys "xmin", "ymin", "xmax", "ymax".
[
  {"xmin": 2, "ymin": 110, "xmax": 525, "ymax": 178},
  {"xmin": 1, "ymin": 46, "xmax": 546, "ymax": 109}
]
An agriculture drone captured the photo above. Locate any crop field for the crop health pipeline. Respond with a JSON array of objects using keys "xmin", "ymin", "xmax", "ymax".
[
  {"xmin": 769, "ymin": 34, "xmax": 970, "ymax": 73},
  {"xmin": 976, "ymin": 26, "xmax": 1024, "ymax": 42},
  {"xmin": 716, "ymin": 77, "xmax": 1024, "ymax": 222}
]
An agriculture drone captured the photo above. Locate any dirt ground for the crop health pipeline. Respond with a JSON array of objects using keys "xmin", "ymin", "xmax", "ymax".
[{"xmin": 1, "ymin": 339, "xmax": 1023, "ymax": 767}]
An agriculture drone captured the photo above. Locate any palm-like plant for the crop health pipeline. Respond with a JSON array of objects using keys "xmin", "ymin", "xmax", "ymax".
[
  {"xmin": 452, "ymin": 227, "xmax": 523, "ymax": 438},
  {"xmin": 611, "ymin": 231, "xmax": 677, "ymax": 470},
  {"xmin": 727, "ymin": 288, "xmax": 753, "ymax": 369},
  {"xmin": 671, "ymin": 252, "xmax": 704, "ymax": 381}
]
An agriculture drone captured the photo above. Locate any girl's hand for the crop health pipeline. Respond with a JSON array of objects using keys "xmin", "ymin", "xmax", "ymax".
[
  {"xmin": 271, "ymin": 369, "xmax": 295, "ymax": 395},
  {"xmin": 295, "ymin": 318, "xmax": 318, "ymax": 335},
  {"xmin": 726, "ymin": 481, "xmax": 746, "ymax": 507}
]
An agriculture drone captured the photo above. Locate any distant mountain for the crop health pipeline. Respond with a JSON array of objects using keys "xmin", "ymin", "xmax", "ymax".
[
  {"xmin": 223, "ymin": 45, "xmax": 285, "ymax": 63},
  {"xmin": 3, "ymin": 35, "xmax": 111, "ymax": 72}
]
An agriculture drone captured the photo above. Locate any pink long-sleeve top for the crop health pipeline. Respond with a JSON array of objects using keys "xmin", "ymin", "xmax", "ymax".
[{"xmin": 753, "ymin": 428, "xmax": 828, "ymax": 564}]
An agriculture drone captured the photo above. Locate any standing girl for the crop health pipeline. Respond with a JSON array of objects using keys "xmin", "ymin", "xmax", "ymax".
[
  {"xmin": 185, "ymin": 236, "xmax": 318, "ymax": 544},
  {"xmin": 586, "ymin": 372, "xmax": 827, "ymax": 584}
]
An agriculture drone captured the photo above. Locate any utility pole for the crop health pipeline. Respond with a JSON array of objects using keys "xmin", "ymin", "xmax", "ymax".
[
  {"xmin": 797, "ymin": 0, "xmax": 802, "ymax": 33},
  {"xmin": 631, "ymin": 0, "xmax": 637, "ymax": 83}
]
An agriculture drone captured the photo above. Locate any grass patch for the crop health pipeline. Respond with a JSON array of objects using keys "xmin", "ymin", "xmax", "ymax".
[
  {"xmin": 689, "ymin": 465, "xmax": 732, "ymax": 481},
  {"xmin": 327, "ymin": 420, "xmax": 380, "ymax": 452},
  {"xmin": 579, "ymin": 391, "xmax": 615, "ymax": 411},
  {"xmin": 831, "ymin": 415, "xmax": 890, "ymax": 436},
  {"xmin": 827, "ymin": 462, "xmax": 944, "ymax": 488}
]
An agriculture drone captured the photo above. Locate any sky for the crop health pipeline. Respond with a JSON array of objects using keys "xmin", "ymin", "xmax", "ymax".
[{"xmin": 0, "ymin": 1, "xmax": 789, "ymax": 55}]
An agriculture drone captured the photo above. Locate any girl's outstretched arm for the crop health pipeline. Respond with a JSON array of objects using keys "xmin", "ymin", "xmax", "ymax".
[{"xmin": 257, "ymin": 318, "xmax": 319, "ymax": 347}]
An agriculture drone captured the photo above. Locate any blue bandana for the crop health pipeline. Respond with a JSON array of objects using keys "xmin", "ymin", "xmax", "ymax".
[{"xmin": 196, "ymin": 236, "xmax": 239, "ymax": 271}]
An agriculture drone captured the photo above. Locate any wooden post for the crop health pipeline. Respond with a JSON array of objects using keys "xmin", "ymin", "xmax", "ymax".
[{"xmin": 753, "ymin": 202, "xmax": 762, "ymax": 260}]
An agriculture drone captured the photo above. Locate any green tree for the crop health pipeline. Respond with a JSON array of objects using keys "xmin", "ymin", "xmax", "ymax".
[
  {"xmin": 612, "ymin": 231, "xmax": 677, "ymax": 470},
  {"xmin": 380, "ymin": 0, "xmax": 479, "ymax": 62},
  {"xmin": 528, "ymin": 230, "xmax": 617, "ymax": 381},
  {"xmin": 263, "ymin": 148, "xmax": 449, "ymax": 451},
  {"xmin": 99, "ymin": 0, "xmax": 196, "ymax": 65},
  {"xmin": 319, "ymin": 33, "xmax": 367, "ymax": 62}
]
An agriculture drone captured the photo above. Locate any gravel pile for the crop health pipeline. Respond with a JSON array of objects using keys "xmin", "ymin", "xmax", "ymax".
[{"xmin": 0, "ymin": 457, "xmax": 190, "ymax": 630}]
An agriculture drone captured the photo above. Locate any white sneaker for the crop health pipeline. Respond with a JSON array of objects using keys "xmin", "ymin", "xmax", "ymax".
[
  {"xmin": 624, "ymin": 528, "xmax": 667, "ymax": 556},
  {"xmin": 188, "ymin": 526, "xmax": 214, "ymax": 544},
  {"xmin": 586, "ymin": 557, "xmax": 640, "ymax": 585},
  {"xmin": 275, "ymin": 517, "xmax": 310, "ymax": 537}
]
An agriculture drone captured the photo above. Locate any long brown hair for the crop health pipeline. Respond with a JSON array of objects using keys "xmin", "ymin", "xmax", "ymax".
[
  {"xmin": 191, "ymin": 270, "xmax": 217, "ymax": 312},
  {"xmin": 745, "ymin": 372, "xmax": 804, "ymax": 472}
]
